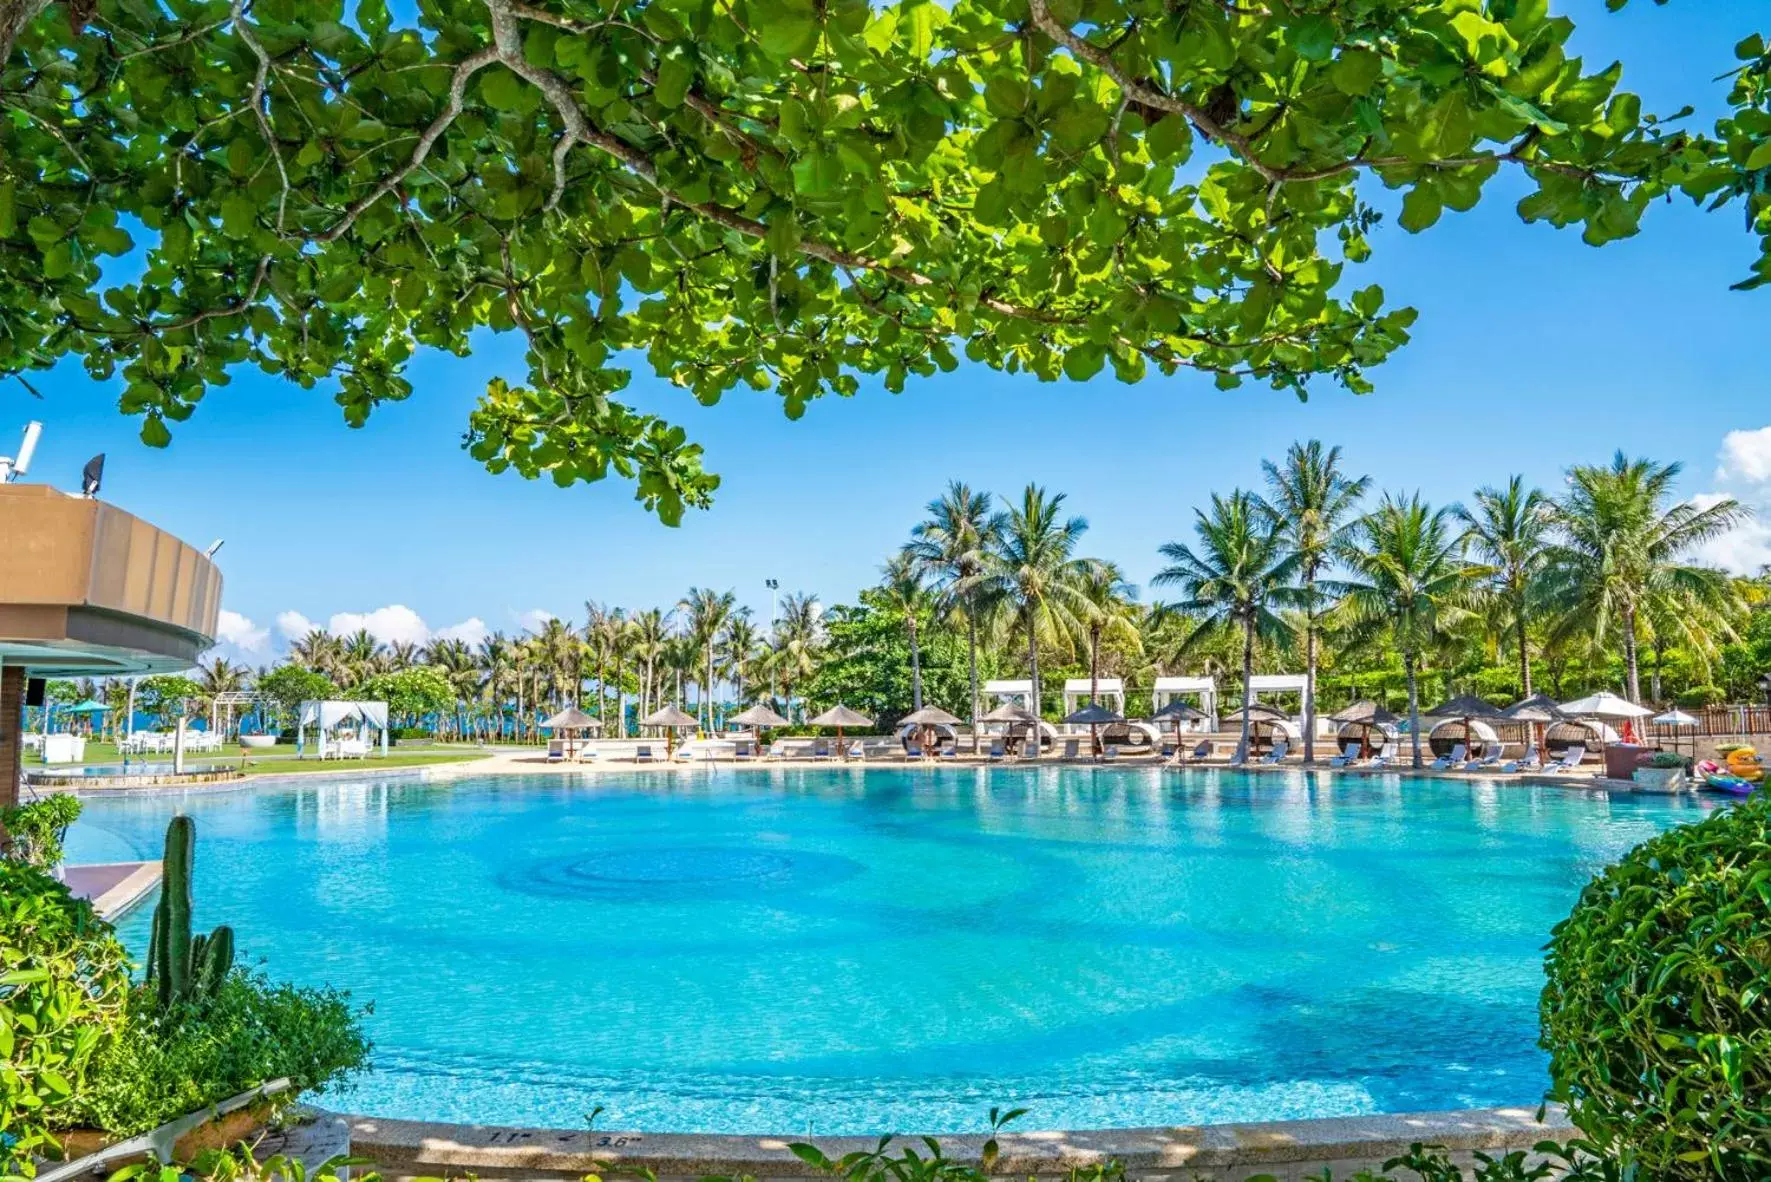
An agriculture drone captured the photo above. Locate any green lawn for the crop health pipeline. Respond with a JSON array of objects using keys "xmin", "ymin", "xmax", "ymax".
[{"xmin": 28, "ymin": 739, "xmax": 488, "ymax": 776}]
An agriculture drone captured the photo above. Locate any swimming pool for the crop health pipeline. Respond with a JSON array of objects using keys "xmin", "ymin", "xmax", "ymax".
[{"xmin": 64, "ymin": 768, "xmax": 1713, "ymax": 1136}]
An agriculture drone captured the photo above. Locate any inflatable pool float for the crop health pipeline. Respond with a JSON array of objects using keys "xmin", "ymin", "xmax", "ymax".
[
  {"xmin": 1698, "ymin": 760, "xmax": 1756, "ymax": 795},
  {"xmin": 1724, "ymin": 745, "xmax": 1765, "ymax": 782}
]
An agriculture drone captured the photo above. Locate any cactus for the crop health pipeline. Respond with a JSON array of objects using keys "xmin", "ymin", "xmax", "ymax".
[{"xmin": 144, "ymin": 815, "xmax": 235, "ymax": 1014}]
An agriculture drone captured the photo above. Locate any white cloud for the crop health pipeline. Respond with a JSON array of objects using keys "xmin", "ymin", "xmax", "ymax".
[
  {"xmin": 215, "ymin": 609, "xmax": 270, "ymax": 654},
  {"xmin": 275, "ymin": 610, "xmax": 316, "ymax": 639},
  {"xmin": 434, "ymin": 617, "xmax": 488, "ymax": 647},
  {"xmin": 1718, "ymin": 427, "xmax": 1771, "ymax": 486},
  {"xmin": 326, "ymin": 604, "xmax": 432, "ymax": 646},
  {"xmin": 1691, "ymin": 430, "xmax": 1771, "ymax": 575},
  {"xmin": 515, "ymin": 608, "xmax": 557, "ymax": 634}
]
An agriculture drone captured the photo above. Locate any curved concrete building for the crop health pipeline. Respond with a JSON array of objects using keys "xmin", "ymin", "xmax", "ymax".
[{"xmin": 1, "ymin": 484, "xmax": 221, "ymax": 810}]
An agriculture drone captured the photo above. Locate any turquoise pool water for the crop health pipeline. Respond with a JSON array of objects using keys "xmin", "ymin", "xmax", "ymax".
[{"xmin": 64, "ymin": 769, "xmax": 1713, "ymax": 1135}]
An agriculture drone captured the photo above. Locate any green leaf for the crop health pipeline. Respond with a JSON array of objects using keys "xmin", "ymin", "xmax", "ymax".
[
  {"xmin": 1746, "ymin": 141, "xmax": 1771, "ymax": 172},
  {"xmin": 140, "ymin": 414, "xmax": 172, "ymax": 448},
  {"xmin": 480, "ymin": 69, "xmax": 527, "ymax": 112},
  {"xmin": 1330, "ymin": 49, "xmax": 1382, "ymax": 96},
  {"xmin": 1399, "ymin": 185, "xmax": 1443, "ymax": 232},
  {"xmin": 655, "ymin": 56, "xmax": 694, "ymax": 109},
  {"xmin": 1290, "ymin": 16, "xmax": 1336, "ymax": 63},
  {"xmin": 754, "ymin": 0, "xmax": 820, "ymax": 59}
]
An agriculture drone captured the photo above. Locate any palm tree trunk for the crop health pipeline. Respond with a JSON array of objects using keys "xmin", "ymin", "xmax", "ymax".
[
  {"xmin": 1302, "ymin": 578, "xmax": 1317, "ymax": 765},
  {"xmin": 966, "ymin": 605, "xmax": 981, "ymax": 754},
  {"xmin": 1026, "ymin": 608, "xmax": 1041, "ymax": 734},
  {"xmin": 909, "ymin": 617, "xmax": 923, "ymax": 711},
  {"xmin": 1516, "ymin": 597, "xmax": 1532, "ymax": 697},
  {"xmin": 705, "ymin": 646, "xmax": 715, "ymax": 731},
  {"xmin": 1239, "ymin": 610, "xmax": 1255, "ymax": 758},
  {"xmin": 1622, "ymin": 606, "xmax": 1642, "ymax": 702},
  {"xmin": 1404, "ymin": 649, "xmax": 1423, "ymax": 768}
]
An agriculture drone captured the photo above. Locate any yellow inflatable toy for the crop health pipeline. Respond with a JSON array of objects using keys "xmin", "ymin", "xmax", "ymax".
[{"xmin": 1724, "ymin": 746, "xmax": 1764, "ymax": 783}]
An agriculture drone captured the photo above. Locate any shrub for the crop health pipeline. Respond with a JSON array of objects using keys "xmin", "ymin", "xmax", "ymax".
[
  {"xmin": 66, "ymin": 968, "xmax": 373, "ymax": 1137},
  {"xmin": 1644, "ymin": 751, "xmax": 1690, "ymax": 770},
  {"xmin": 1675, "ymin": 684, "xmax": 1722, "ymax": 709},
  {"xmin": 1541, "ymin": 794, "xmax": 1771, "ymax": 1178},
  {"xmin": 0, "ymin": 861, "xmax": 130, "ymax": 1174},
  {"xmin": 1, "ymin": 795, "xmax": 84, "ymax": 868}
]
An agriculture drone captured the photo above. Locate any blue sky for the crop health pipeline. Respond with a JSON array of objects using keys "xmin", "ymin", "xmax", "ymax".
[{"xmin": 6, "ymin": 1, "xmax": 1770, "ymax": 662}]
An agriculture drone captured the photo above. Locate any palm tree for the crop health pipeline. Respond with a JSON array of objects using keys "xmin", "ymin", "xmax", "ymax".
[
  {"xmin": 629, "ymin": 608, "xmax": 668, "ymax": 733},
  {"xmin": 878, "ymin": 553, "xmax": 931, "ymax": 711},
  {"xmin": 1452, "ymin": 476, "xmax": 1552, "ymax": 698},
  {"xmin": 340, "ymin": 629, "xmax": 383, "ymax": 688},
  {"xmin": 680, "ymin": 587, "xmax": 738, "ymax": 729},
  {"xmin": 1336, "ymin": 494, "xmax": 1474, "ymax": 768},
  {"xmin": 1078, "ymin": 560, "xmax": 1141, "ymax": 709},
  {"xmin": 289, "ymin": 629, "xmax": 346, "ymax": 682},
  {"xmin": 769, "ymin": 592, "xmax": 823, "ymax": 722},
  {"xmin": 906, "ymin": 482, "xmax": 998, "ymax": 749},
  {"xmin": 426, "ymin": 638, "xmax": 480, "ymax": 739},
  {"xmin": 1544, "ymin": 453, "xmax": 1748, "ymax": 702},
  {"xmin": 978, "ymin": 485, "xmax": 1092, "ymax": 722},
  {"xmin": 1153, "ymin": 491, "xmax": 1299, "ymax": 759},
  {"xmin": 721, "ymin": 611, "xmax": 761, "ymax": 704},
  {"xmin": 1261, "ymin": 441, "xmax": 1369, "ymax": 764},
  {"xmin": 195, "ymin": 656, "xmax": 249, "ymax": 737}
]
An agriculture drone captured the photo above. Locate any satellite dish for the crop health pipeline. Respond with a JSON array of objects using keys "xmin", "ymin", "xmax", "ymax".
[
  {"xmin": 82, "ymin": 453, "xmax": 105, "ymax": 497},
  {"xmin": 0, "ymin": 420, "xmax": 43, "ymax": 483}
]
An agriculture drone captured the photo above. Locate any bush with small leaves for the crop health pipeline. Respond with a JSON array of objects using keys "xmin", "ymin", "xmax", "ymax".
[{"xmin": 1541, "ymin": 795, "xmax": 1771, "ymax": 1178}]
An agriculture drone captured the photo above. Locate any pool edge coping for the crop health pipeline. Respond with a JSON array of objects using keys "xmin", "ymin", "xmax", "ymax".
[{"xmin": 339, "ymin": 1104, "xmax": 1574, "ymax": 1177}]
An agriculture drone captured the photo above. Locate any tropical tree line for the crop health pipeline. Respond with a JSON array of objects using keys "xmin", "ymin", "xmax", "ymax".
[{"xmin": 49, "ymin": 444, "xmax": 1770, "ymax": 763}]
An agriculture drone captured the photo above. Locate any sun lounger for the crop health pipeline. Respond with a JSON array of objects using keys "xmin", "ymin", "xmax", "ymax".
[
  {"xmin": 1062, "ymin": 739, "xmax": 1080, "ymax": 760},
  {"xmin": 1100, "ymin": 744, "xmax": 1120, "ymax": 763},
  {"xmin": 547, "ymin": 739, "xmax": 566, "ymax": 763},
  {"xmin": 576, "ymin": 744, "xmax": 598, "ymax": 764},
  {"xmin": 1329, "ymin": 746, "xmax": 1362, "ymax": 768},
  {"xmin": 1546, "ymin": 744, "xmax": 1586, "ymax": 772},
  {"xmin": 937, "ymin": 742, "xmax": 957, "ymax": 759},
  {"xmin": 1430, "ymin": 743, "xmax": 1467, "ymax": 770},
  {"xmin": 1260, "ymin": 740, "xmax": 1288, "ymax": 765},
  {"xmin": 848, "ymin": 741, "xmax": 865, "ymax": 760},
  {"xmin": 732, "ymin": 740, "xmax": 755, "ymax": 760},
  {"xmin": 1502, "ymin": 749, "xmax": 1543, "ymax": 773},
  {"xmin": 1369, "ymin": 753, "xmax": 1391, "ymax": 769},
  {"xmin": 987, "ymin": 740, "xmax": 1006, "ymax": 762},
  {"xmin": 811, "ymin": 738, "xmax": 832, "ymax": 760},
  {"xmin": 1159, "ymin": 742, "xmax": 1176, "ymax": 759},
  {"xmin": 905, "ymin": 741, "xmax": 924, "ymax": 761},
  {"xmin": 1463, "ymin": 749, "xmax": 1503, "ymax": 771},
  {"xmin": 635, "ymin": 744, "xmax": 655, "ymax": 763},
  {"xmin": 1189, "ymin": 740, "xmax": 1211, "ymax": 762},
  {"xmin": 1227, "ymin": 741, "xmax": 1249, "ymax": 768}
]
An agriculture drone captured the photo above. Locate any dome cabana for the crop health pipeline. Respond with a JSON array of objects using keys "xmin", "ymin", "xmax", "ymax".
[
  {"xmin": 1333, "ymin": 719, "xmax": 1398, "ymax": 759},
  {"xmin": 1546, "ymin": 719, "xmax": 1617, "ymax": 757},
  {"xmin": 1427, "ymin": 717, "xmax": 1506, "ymax": 759},
  {"xmin": 1247, "ymin": 716, "xmax": 1300, "ymax": 754}
]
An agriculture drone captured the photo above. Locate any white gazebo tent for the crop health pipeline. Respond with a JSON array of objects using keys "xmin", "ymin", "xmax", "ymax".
[
  {"xmin": 1247, "ymin": 673, "xmax": 1307, "ymax": 708},
  {"xmin": 1152, "ymin": 675, "xmax": 1218, "ymax": 731},
  {"xmin": 1062, "ymin": 678, "xmax": 1124, "ymax": 734},
  {"xmin": 984, "ymin": 678, "xmax": 1034, "ymax": 710},
  {"xmin": 297, "ymin": 700, "xmax": 390, "ymax": 760}
]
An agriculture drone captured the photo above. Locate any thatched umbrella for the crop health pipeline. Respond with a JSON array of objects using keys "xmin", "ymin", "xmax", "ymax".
[
  {"xmin": 1327, "ymin": 701, "xmax": 1399, "ymax": 758},
  {"xmin": 1505, "ymin": 694, "xmax": 1568, "ymax": 762},
  {"xmin": 728, "ymin": 703, "xmax": 790, "ymax": 751},
  {"xmin": 809, "ymin": 704, "xmax": 873, "ymax": 755},
  {"xmin": 540, "ymin": 705, "xmax": 603, "ymax": 758},
  {"xmin": 898, "ymin": 705, "xmax": 962, "ymax": 755},
  {"xmin": 980, "ymin": 701, "xmax": 1040, "ymax": 755},
  {"xmin": 1423, "ymin": 693, "xmax": 1508, "ymax": 759},
  {"xmin": 1219, "ymin": 701, "xmax": 1287, "ymax": 725},
  {"xmin": 642, "ymin": 704, "xmax": 699, "ymax": 758},
  {"xmin": 1063, "ymin": 701, "xmax": 1124, "ymax": 756},
  {"xmin": 1150, "ymin": 699, "xmax": 1206, "ymax": 745}
]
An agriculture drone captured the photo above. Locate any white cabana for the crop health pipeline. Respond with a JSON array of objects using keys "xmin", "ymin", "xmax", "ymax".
[
  {"xmin": 1248, "ymin": 673, "xmax": 1307, "ymax": 703},
  {"xmin": 1062, "ymin": 678, "xmax": 1124, "ymax": 733},
  {"xmin": 1152, "ymin": 675, "xmax": 1218, "ymax": 731},
  {"xmin": 297, "ymin": 700, "xmax": 390, "ymax": 760},
  {"xmin": 983, "ymin": 678, "xmax": 1033, "ymax": 707}
]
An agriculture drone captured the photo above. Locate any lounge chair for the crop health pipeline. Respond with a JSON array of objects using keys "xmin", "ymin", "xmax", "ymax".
[
  {"xmin": 1100, "ymin": 744, "xmax": 1120, "ymax": 763},
  {"xmin": 1463, "ymin": 747, "xmax": 1503, "ymax": 771},
  {"xmin": 937, "ymin": 741, "xmax": 958, "ymax": 759},
  {"xmin": 1546, "ymin": 744, "xmax": 1586, "ymax": 772},
  {"xmin": 1188, "ymin": 740, "xmax": 1212, "ymax": 763},
  {"xmin": 1430, "ymin": 743, "xmax": 1467, "ymax": 770},
  {"xmin": 1260, "ymin": 740, "xmax": 1289, "ymax": 765},
  {"xmin": 904, "ymin": 741, "xmax": 924, "ymax": 761},
  {"xmin": 1159, "ymin": 741, "xmax": 1176, "ymax": 760},
  {"xmin": 1062, "ymin": 739, "xmax": 1080, "ymax": 760},
  {"xmin": 1227, "ymin": 741, "xmax": 1249, "ymax": 768},
  {"xmin": 635, "ymin": 744, "xmax": 655, "ymax": 763},
  {"xmin": 547, "ymin": 739, "xmax": 566, "ymax": 763},
  {"xmin": 576, "ymin": 744, "xmax": 599, "ymax": 764},
  {"xmin": 733, "ymin": 740, "xmax": 755, "ymax": 760},
  {"xmin": 1369, "ymin": 753, "xmax": 1391, "ymax": 769},
  {"xmin": 1328, "ymin": 743, "xmax": 1362, "ymax": 768},
  {"xmin": 987, "ymin": 740, "xmax": 1006, "ymax": 762},
  {"xmin": 847, "ymin": 741, "xmax": 865, "ymax": 761},
  {"xmin": 1501, "ymin": 749, "xmax": 1543, "ymax": 774},
  {"xmin": 811, "ymin": 738, "xmax": 832, "ymax": 760}
]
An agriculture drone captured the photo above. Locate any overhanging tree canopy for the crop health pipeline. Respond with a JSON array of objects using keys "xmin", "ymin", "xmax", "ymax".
[{"xmin": 2, "ymin": 0, "xmax": 1766, "ymax": 522}]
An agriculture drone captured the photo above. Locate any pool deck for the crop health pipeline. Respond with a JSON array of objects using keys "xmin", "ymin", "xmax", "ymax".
[
  {"xmin": 63, "ymin": 859, "xmax": 162, "ymax": 919},
  {"xmin": 342, "ymin": 1103, "xmax": 1577, "ymax": 1182}
]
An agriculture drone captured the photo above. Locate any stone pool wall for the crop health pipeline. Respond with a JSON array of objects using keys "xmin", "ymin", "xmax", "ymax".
[{"xmin": 343, "ymin": 1105, "xmax": 1575, "ymax": 1182}]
